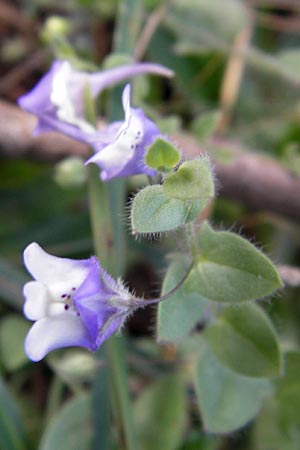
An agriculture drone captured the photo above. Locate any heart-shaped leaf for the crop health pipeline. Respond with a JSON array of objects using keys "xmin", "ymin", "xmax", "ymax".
[
  {"xmin": 145, "ymin": 138, "xmax": 181, "ymax": 172},
  {"xmin": 163, "ymin": 158, "xmax": 215, "ymax": 201},
  {"xmin": 131, "ymin": 185, "xmax": 205, "ymax": 234}
]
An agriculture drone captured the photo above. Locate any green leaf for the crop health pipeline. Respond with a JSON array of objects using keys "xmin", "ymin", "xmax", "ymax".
[
  {"xmin": 253, "ymin": 398, "xmax": 299, "ymax": 450},
  {"xmin": 253, "ymin": 352, "xmax": 300, "ymax": 450},
  {"xmin": 155, "ymin": 116, "xmax": 182, "ymax": 135},
  {"xmin": 145, "ymin": 138, "xmax": 181, "ymax": 172},
  {"xmin": 276, "ymin": 352, "xmax": 300, "ymax": 428},
  {"xmin": 0, "ymin": 258, "xmax": 29, "ymax": 310},
  {"xmin": 91, "ymin": 346, "xmax": 110, "ymax": 450},
  {"xmin": 163, "ymin": 159, "xmax": 215, "ymax": 201},
  {"xmin": 166, "ymin": 0, "xmax": 247, "ymax": 52},
  {"xmin": 0, "ymin": 315, "xmax": 30, "ymax": 371},
  {"xmin": 0, "ymin": 376, "xmax": 28, "ymax": 450},
  {"xmin": 134, "ymin": 372, "xmax": 186, "ymax": 450},
  {"xmin": 157, "ymin": 255, "xmax": 208, "ymax": 342},
  {"xmin": 184, "ymin": 222, "xmax": 282, "ymax": 302},
  {"xmin": 191, "ymin": 111, "xmax": 221, "ymax": 141},
  {"xmin": 205, "ymin": 303, "xmax": 282, "ymax": 378},
  {"xmin": 165, "ymin": 0, "xmax": 300, "ymax": 84},
  {"xmin": 39, "ymin": 394, "xmax": 92, "ymax": 450},
  {"xmin": 47, "ymin": 350, "xmax": 97, "ymax": 384},
  {"xmin": 277, "ymin": 49, "xmax": 300, "ymax": 73},
  {"xmin": 131, "ymin": 185, "xmax": 204, "ymax": 234},
  {"xmin": 193, "ymin": 343, "xmax": 272, "ymax": 434}
]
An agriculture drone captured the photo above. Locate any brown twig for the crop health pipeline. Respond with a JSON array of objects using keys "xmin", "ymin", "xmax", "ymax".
[
  {"xmin": 218, "ymin": 6, "xmax": 253, "ymax": 133},
  {"xmin": 278, "ymin": 265, "xmax": 300, "ymax": 287},
  {"xmin": 173, "ymin": 133, "xmax": 300, "ymax": 223},
  {"xmin": 254, "ymin": 11, "xmax": 300, "ymax": 33},
  {"xmin": 2, "ymin": 101, "xmax": 300, "ymax": 222},
  {"xmin": 134, "ymin": 0, "xmax": 172, "ymax": 61},
  {"xmin": 0, "ymin": 50, "xmax": 50, "ymax": 96},
  {"xmin": 0, "ymin": 1, "xmax": 36, "ymax": 32},
  {"xmin": 251, "ymin": 0, "xmax": 300, "ymax": 11},
  {"xmin": 0, "ymin": 100, "xmax": 89, "ymax": 161}
]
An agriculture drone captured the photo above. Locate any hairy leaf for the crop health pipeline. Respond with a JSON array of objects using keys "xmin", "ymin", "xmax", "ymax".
[
  {"xmin": 39, "ymin": 394, "xmax": 92, "ymax": 450},
  {"xmin": 193, "ymin": 344, "xmax": 272, "ymax": 433},
  {"xmin": 145, "ymin": 138, "xmax": 181, "ymax": 172},
  {"xmin": 184, "ymin": 222, "xmax": 282, "ymax": 302},
  {"xmin": 134, "ymin": 372, "xmax": 186, "ymax": 450},
  {"xmin": 131, "ymin": 185, "xmax": 204, "ymax": 234},
  {"xmin": 163, "ymin": 159, "xmax": 215, "ymax": 200},
  {"xmin": 205, "ymin": 303, "xmax": 282, "ymax": 378}
]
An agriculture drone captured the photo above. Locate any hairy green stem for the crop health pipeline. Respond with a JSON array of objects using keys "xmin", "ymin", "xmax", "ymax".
[
  {"xmin": 87, "ymin": 165, "xmax": 114, "ymax": 274},
  {"xmin": 45, "ymin": 376, "xmax": 64, "ymax": 424},
  {"xmin": 186, "ymin": 221, "xmax": 199, "ymax": 259},
  {"xmin": 107, "ymin": 337, "xmax": 137, "ymax": 450},
  {"xmin": 88, "ymin": 162, "xmax": 137, "ymax": 449},
  {"xmin": 89, "ymin": 0, "xmax": 144, "ymax": 448},
  {"xmin": 113, "ymin": 0, "xmax": 143, "ymax": 55}
]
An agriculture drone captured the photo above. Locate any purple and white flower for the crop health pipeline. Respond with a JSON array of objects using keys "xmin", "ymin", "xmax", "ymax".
[
  {"xmin": 85, "ymin": 84, "xmax": 161, "ymax": 180},
  {"xmin": 18, "ymin": 59, "xmax": 173, "ymax": 145},
  {"xmin": 23, "ymin": 242, "xmax": 138, "ymax": 362}
]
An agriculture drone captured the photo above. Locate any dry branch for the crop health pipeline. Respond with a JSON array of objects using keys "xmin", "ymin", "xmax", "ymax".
[
  {"xmin": 0, "ymin": 100, "xmax": 89, "ymax": 161},
  {"xmin": 1, "ymin": 100, "xmax": 300, "ymax": 222}
]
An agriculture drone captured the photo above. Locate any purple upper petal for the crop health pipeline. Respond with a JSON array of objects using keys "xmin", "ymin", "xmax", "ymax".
[
  {"xmin": 86, "ymin": 84, "xmax": 160, "ymax": 180},
  {"xmin": 88, "ymin": 62, "xmax": 174, "ymax": 97},
  {"xmin": 18, "ymin": 60, "xmax": 62, "ymax": 115}
]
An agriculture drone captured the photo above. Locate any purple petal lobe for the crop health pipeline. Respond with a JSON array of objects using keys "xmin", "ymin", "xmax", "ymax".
[
  {"xmin": 88, "ymin": 62, "xmax": 174, "ymax": 97},
  {"xmin": 18, "ymin": 60, "xmax": 62, "ymax": 114}
]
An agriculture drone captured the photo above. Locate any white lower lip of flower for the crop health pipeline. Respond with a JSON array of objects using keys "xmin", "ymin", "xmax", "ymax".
[
  {"xmin": 46, "ymin": 282, "xmax": 80, "ymax": 317},
  {"xmin": 24, "ymin": 279, "xmax": 80, "ymax": 320},
  {"xmin": 25, "ymin": 315, "xmax": 90, "ymax": 362}
]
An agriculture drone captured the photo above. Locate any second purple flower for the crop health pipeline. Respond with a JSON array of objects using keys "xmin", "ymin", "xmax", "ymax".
[{"xmin": 18, "ymin": 59, "xmax": 173, "ymax": 181}]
